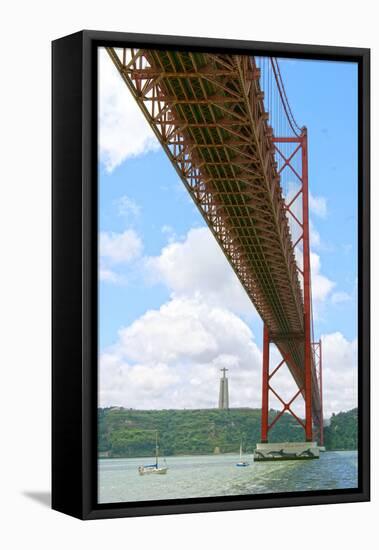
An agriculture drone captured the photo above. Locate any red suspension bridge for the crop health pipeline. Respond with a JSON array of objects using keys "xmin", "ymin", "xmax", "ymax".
[{"xmin": 107, "ymin": 47, "xmax": 324, "ymax": 448}]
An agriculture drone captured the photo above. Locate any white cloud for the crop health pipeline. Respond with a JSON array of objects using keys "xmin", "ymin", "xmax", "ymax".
[
  {"xmin": 311, "ymin": 252, "xmax": 335, "ymax": 302},
  {"xmin": 321, "ymin": 332, "xmax": 357, "ymax": 417},
  {"xmin": 145, "ymin": 227, "xmax": 256, "ymax": 317},
  {"xmin": 99, "ymin": 355, "xmax": 180, "ymax": 405},
  {"xmin": 99, "ymin": 48, "xmax": 159, "ymax": 172},
  {"xmin": 293, "ymin": 247, "xmax": 335, "ymax": 308},
  {"xmin": 310, "ymin": 193, "xmax": 327, "ymax": 218},
  {"xmin": 116, "ymin": 298, "xmax": 258, "ymax": 368},
  {"xmin": 100, "ymin": 229, "xmax": 142, "ymax": 265},
  {"xmin": 128, "ymin": 364, "xmax": 180, "ymax": 395},
  {"xmin": 99, "ymin": 267, "xmax": 123, "ymax": 285},
  {"xmin": 99, "ymin": 296, "xmax": 263, "ymax": 409},
  {"xmin": 310, "ymin": 220, "xmax": 321, "ymax": 249},
  {"xmin": 99, "ymin": 229, "xmax": 142, "ymax": 285}
]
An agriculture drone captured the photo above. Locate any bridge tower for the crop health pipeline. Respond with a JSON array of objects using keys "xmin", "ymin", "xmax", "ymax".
[
  {"xmin": 260, "ymin": 129, "xmax": 323, "ymax": 449},
  {"xmin": 218, "ymin": 368, "xmax": 229, "ymax": 410}
]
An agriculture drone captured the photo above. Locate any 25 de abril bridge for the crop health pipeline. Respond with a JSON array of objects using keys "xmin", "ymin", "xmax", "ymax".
[{"xmin": 106, "ymin": 48, "xmax": 324, "ymax": 461}]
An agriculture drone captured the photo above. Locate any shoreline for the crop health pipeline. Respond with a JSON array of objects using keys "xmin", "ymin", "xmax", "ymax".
[{"xmin": 98, "ymin": 449, "xmax": 357, "ymax": 460}]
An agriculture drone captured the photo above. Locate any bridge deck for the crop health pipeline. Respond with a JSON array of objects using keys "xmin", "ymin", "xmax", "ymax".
[{"xmin": 107, "ymin": 48, "xmax": 322, "ymax": 422}]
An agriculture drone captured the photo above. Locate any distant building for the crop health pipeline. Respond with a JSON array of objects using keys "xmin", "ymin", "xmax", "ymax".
[{"xmin": 218, "ymin": 368, "xmax": 229, "ymax": 409}]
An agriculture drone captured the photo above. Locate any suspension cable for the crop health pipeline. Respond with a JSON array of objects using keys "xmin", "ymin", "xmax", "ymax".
[{"xmin": 270, "ymin": 57, "xmax": 302, "ymax": 137}]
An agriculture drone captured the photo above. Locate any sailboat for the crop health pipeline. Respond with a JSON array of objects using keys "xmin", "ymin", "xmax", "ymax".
[
  {"xmin": 236, "ymin": 440, "xmax": 249, "ymax": 467},
  {"xmin": 138, "ymin": 431, "xmax": 168, "ymax": 475}
]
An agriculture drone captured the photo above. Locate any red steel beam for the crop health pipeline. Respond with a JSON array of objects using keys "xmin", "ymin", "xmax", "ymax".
[
  {"xmin": 301, "ymin": 130, "xmax": 313, "ymax": 441},
  {"xmin": 319, "ymin": 339, "xmax": 324, "ymax": 445},
  {"xmin": 261, "ymin": 324, "xmax": 270, "ymax": 443}
]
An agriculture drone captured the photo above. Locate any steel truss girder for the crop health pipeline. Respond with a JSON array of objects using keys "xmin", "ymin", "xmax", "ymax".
[{"xmin": 107, "ymin": 47, "xmax": 304, "ymax": 335}]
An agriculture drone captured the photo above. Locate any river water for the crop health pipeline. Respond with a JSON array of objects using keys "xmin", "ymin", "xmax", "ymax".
[{"xmin": 98, "ymin": 451, "xmax": 357, "ymax": 504}]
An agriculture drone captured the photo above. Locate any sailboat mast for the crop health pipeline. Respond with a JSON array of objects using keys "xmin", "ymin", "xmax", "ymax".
[
  {"xmin": 240, "ymin": 441, "xmax": 242, "ymax": 460},
  {"xmin": 155, "ymin": 430, "xmax": 159, "ymax": 468}
]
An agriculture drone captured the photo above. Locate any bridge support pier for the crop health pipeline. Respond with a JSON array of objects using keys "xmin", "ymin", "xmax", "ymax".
[
  {"xmin": 254, "ymin": 441, "xmax": 319, "ymax": 461},
  {"xmin": 261, "ymin": 325, "xmax": 270, "ymax": 443}
]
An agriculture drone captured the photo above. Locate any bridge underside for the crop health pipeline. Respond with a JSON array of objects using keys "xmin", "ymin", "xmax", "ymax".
[{"xmin": 107, "ymin": 48, "xmax": 322, "ymax": 430}]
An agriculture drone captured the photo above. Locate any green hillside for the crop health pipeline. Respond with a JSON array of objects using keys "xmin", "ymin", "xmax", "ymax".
[
  {"xmin": 99, "ymin": 407, "xmax": 303, "ymax": 457},
  {"xmin": 98, "ymin": 407, "xmax": 358, "ymax": 458},
  {"xmin": 323, "ymin": 408, "xmax": 358, "ymax": 450}
]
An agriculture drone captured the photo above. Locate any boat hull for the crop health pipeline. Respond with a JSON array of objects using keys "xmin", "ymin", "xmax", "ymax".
[{"xmin": 138, "ymin": 466, "xmax": 168, "ymax": 475}]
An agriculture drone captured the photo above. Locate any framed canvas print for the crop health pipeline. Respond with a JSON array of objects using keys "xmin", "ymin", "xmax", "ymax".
[{"xmin": 52, "ymin": 30, "xmax": 370, "ymax": 520}]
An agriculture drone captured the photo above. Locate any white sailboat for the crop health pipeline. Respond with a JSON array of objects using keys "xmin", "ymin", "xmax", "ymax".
[
  {"xmin": 138, "ymin": 431, "xmax": 168, "ymax": 475},
  {"xmin": 236, "ymin": 441, "xmax": 249, "ymax": 467}
]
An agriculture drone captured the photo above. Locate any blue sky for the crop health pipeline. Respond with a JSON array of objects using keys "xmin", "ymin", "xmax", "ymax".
[{"xmin": 98, "ymin": 49, "xmax": 358, "ymax": 416}]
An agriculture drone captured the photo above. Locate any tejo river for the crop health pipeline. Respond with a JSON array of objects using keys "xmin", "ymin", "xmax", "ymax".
[{"xmin": 98, "ymin": 451, "xmax": 357, "ymax": 503}]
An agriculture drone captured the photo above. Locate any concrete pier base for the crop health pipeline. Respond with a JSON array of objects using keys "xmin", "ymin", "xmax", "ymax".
[{"xmin": 254, "ymin": 441, "xmax": 319, "ymax": 461}]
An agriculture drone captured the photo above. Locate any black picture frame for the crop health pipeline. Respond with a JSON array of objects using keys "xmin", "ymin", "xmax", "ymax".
[{"xmin": 52, "ymin": 30, "xmax": 370, "ymax": 520}]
